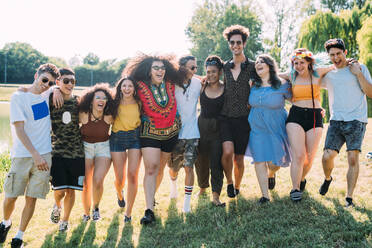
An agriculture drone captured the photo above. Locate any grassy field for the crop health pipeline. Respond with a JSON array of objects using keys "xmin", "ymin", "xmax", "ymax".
[{"xmin": 0, "ymin": 122, "xmax": 370, "ymax": 247}]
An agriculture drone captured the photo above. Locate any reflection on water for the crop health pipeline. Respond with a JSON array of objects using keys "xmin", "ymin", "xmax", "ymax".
[{"xmin": 0, "ymin": 102, "xmax": 10, "ymax": 153}]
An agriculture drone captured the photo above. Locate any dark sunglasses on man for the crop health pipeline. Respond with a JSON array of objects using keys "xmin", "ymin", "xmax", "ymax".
[
  {"xmin": 41, "ymin": 77, "xmax": 55, "ymax": 86},
  {"xmin": 229, "ymin": 40, "xmax": 242, "ymax": 46},
  {"xmin": 62, "ymin": 78, "xmax": 76, "ymax": 85}
]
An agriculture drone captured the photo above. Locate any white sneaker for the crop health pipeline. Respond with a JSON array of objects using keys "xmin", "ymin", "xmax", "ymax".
[
  {"xmin": 59, "ymin": 221, "xmax": 68, "ymax": 232},
  {"xmin": 50, "ymin": 205, "xmax": 61, "ymax": 224}
]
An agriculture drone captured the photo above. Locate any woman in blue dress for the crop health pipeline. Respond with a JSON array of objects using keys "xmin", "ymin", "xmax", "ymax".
[{"xmin": 245, "ymin": 54, "xmax": 291, "ymax": 203}]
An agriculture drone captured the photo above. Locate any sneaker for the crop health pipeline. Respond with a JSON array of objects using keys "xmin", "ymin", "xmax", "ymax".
[
  {"xmin": 319, "ymin": 177, "xmax": 333, "ymax": 196},
  {"xmin": 0, "ymin": 222, "xmax": 11, "ymax": 243},
  {"xmin": 82, "ymin": 214, "xmax": 90, "ymax": 222},
  {"xmin": 227, "ymin": 184, "xmax": 236, "ymax": 198},
  {"xmin": 50, "ymin": 205, "xmax": 61, "ymax": 224},
  {"xmin": 59, "ymin": 221, "xmax": 68, "ymax": 232},
  {"xmin": 290, "ymin": 189, "xmax": 302, "ymax": 202},
  {"xmin": 345, "ymin": 197, "xmax": 354, "ymax": 207},
  {"xmin": 124, "ymin": 215, "xmax": 132, "ymax": 223},
  {"xmin": 268, "ymin": 177, "xmax": 276, "ymax": 190},
  {"xmin": 300, "ymin": 179, "xmax": 307, "ymax": 192},
  {"xmin": 92, "ymin": 208, "xmax": 100, "ymax": 221},
  {"xmin": 258, "ymin": 197, "xmax": 270, "ymax": 204},
  {"xmin": 11, "ymin": 238, "xmax": 23, "ymax": 248},
  {"xmin": 140, "ymin": 209, "xmax": 155, "ymax": 225},
  {"xmin": 117, "ymin": 191, "xmax": 126, "ymax": 208}
]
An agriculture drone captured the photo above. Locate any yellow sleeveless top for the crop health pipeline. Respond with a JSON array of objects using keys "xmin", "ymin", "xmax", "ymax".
[
  {"xmin": 292, "ymin": 84, "xmax": 321, "ymax": 102},
  {"xmin": 112, "ymin": 103, "xmax": 141, "ymax": 132}
]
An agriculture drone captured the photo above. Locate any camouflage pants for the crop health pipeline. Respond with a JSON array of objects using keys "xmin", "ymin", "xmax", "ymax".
[{"xmin": 168, "ymin": 139, "xmax": 199, "ymax": 172}]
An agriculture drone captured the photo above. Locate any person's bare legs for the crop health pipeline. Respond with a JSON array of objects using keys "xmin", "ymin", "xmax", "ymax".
[
  {"xmin": 267, "ymin": 163, "xmax": 280, "ymax": 178},
  {"xmin": 286, "ymin": 123, "xmax": 306, "ymax": 191},
  {"xmin": 61, "ymin": 189, "xmax": 75, "ymax": 222},
  {"xmin": 19, "ymin": 196, "xmax": 36, "ymax": 232},
  {"xmin": 156, "ymin": 152, "xmax": 170, "ymax": 192},
  {"xmin": 111, "ymin": 152, "xmax": 127, "ymax": 201},
  {"xmin": 302, "ymin": 128, "xmax": 323, "ymax": 181},
  {"xmin": 82, "ymin": 158, "xmax": 94, "ymax": 216},
  {"xmin": 142, "ymin": 147, "xmax": 161, "ymax": 211},
  {"xmin": 254, "ymin": 162, "xmax": 269, "ymax": 199},
  {"xmin": 233, "ymin": 154, "xmax": 245, "ymax": 191},
  {"xmin": 125, "ymin": 149, "xmax": 141, "ymax": 218},
  {"xmin": 346, "ymin": 150, "xmax": 360, "ymax": 198},
  {"xmin": 322, "ymin": 149, "xmax": 338, "ymax": 180},
  {"xmin": 221, "ymin": 141, "xmax": 234, "ymax": 185},
  {"xmin": 3, "ymin": 197, "xmax": 17, "ymax": 221},
  {"xmin": 92, "ymin": 157, "xmax": 111, "ymax": 209}
]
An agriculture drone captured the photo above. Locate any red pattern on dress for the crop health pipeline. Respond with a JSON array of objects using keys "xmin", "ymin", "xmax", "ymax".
[{"xmin": 137, "ymin": 81, "xmax": 177, "ymax": 129}]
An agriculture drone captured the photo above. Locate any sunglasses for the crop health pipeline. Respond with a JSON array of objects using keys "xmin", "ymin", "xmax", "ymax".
[
  {"xmin": 229, "ymin": 40, "xmax": 243, "ymax": 46},
  {"xmin": 190, "ymin": 66, "xmax": 198, "ymax": 70},
  {"xmin": 41, "ymin": 77, "xmax": 55, "ymax": 86},
  {"xmin": 62, "ymin": 78, "xmax": 76, "ymax": 85},
  {"xmin": 325, "ymin": 38, "xmax": 344, "ymax": 46},
  {"xmin": 206, "ymin": 61, "xmax": 218, "ymax": 66},
  {"xmin": 95, "ymin": 96, "xmax": 107, "ymax": 101},
  {"xmin": 152, "ymin": 66, "xmax": 166, "ymax": 71}
]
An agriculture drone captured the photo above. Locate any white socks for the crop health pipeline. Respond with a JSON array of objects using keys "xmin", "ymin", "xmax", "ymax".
[
  {"xmin": 170, "ymin": 178, "xmax": 178, "ymax": 199},
  {"xmin": 2, "ymin": 219, "xmax": 11, "ymax": 228},
  {"xmin": 183, "ymin": 186, "xmax": 193, "ymax": 213},
  {"xmin": 14, "ymin": 230, "xmax": 24, "ymax": 240}
]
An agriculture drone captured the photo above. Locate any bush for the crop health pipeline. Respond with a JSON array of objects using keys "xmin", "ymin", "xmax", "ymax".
[{"xmin": 0, "ymin": 153, "xmax": 11, "ymax": 193}]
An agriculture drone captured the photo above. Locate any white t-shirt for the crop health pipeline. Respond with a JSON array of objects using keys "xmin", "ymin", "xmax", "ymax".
[
  {"xmin": 10, "ymin": 91, "xmax": 52, "ymax": 158},
  {"xmin": 322, "ymin": 64, "xmax": 372, "ymax": 123},
  {"xmin": 175, "ymin": 77, "xmax": 201, "ymax": 139}
]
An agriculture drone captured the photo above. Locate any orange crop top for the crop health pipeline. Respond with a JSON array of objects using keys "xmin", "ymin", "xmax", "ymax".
[{"xmin": 292, "ymin": 84, "xmax": 321, "ymax": 102}]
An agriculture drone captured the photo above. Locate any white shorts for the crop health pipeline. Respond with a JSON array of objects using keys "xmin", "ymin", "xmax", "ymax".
[{"xmin": 83, "ymin": 140, "xmax": 111, "ymax": 159}]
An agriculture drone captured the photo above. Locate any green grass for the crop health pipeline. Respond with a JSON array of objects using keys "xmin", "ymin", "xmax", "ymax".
[
  {"xmin": 0, "ymin": 102, "xmax": 371, "ymax": 247},
  {"xmin": 0, "ymin": 154, "xmax": 11, "ymax": 192}
]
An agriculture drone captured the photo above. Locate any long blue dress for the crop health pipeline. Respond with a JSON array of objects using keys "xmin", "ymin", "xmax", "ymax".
[{"xmin": 245, "ymin": 82, "xmax": 292, "ymax": 167}]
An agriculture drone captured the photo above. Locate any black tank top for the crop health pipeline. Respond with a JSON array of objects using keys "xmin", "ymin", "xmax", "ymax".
[{"xmin": 200, "ymin": 85, "xmax": 224, "ymax": 118}]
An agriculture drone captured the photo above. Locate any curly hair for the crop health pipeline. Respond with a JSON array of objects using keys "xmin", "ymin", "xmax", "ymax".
[
  {"xmin": 112, "ymin": 76, "xmax": 141, "ymax": 119},
  {"xmin": 251, "ymin": 54, "xmax": 282, "ymax": 89},
  {"xmin": 122, "ymin": 53, "xmax": 186, "ymax": 87},
  {"xmin": 205, "ymin": 55, "xmax": 224, "ymax": 71},
  {"xmin": 291, "ymin": 48, "xmax": 315, "ymax": 78},
  {"xmin": 78, "ymin": 83, "xmax": 115, "ymax": 116},
  {"xmin": 37, "ymin": 63, "xmax": 60, "ymax": 79},
  {"xmin": 223, "ymin": 25, "xmax": 250, "ymax": 43}
]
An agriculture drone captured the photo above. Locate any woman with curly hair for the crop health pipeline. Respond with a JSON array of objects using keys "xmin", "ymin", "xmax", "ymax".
[
  {"xmin": 245, "ymin": 54, "xmax": 291, "ymax": 204},
  {"xmin": 110, "ymin": 77, "xmax": 142, "ymax": 223},
  {"xmin": 281, "ymin": 48, "xmax": 334, "ymax": 202},
  {"xmin": 194, "ymin": 55, "xmax": 226, "ymax": 207},
  {"xmin": 79, "ymin": 83, "xmax": 114, "ymax": 221},
  {"xmin": 123, "ymin": 53, "xmax": 184, "ymax": 225}
]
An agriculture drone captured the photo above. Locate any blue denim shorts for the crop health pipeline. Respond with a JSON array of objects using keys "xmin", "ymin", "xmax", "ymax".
[
  {"xmin": 324, "ymin": 120, "xmax": 367, "ymax": 152},
  {"xmin": 110, "ymin": 128, "xmax": 141, "ymax": 152}
]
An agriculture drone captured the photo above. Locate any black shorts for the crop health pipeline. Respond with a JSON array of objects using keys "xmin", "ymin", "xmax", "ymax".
[
  {"xmin": 140, "ymin": 135, "xmax": 178, "ymax": 153},
  {"xmin": 219, "ymin": 116, "xmax": 250, "ymax": 155},
  {"xmin": 51, "ymin": 157, "xmax": 85, "ymax": 191},
  {"xmin": 286, "ymin": 105, "xmax": 323, "ymax": 132}
]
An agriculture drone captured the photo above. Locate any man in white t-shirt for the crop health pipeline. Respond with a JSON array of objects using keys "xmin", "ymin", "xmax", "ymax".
[
  {"xmin": 167, "ymin": 55, "xmax": 201, "ymax": 213},
  {"xmin": 320, "ymin": 38, "xmax": 372, "ymax": 207},
  {"xmin": 0, "ymin": 64, "xmax": 60, "ymax": 247}
]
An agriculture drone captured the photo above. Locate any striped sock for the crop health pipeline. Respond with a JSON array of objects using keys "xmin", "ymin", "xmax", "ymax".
[{"xmin": 183, "ymin": 186, "xmax": 193, "ymax": 213}]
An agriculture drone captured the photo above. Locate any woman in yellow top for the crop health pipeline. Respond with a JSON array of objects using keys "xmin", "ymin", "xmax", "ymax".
[
  {"xmin": 281, "ymin": 48, "xmax": 333, "ymax": 202},
  {"xmin": 110, "ymin": 77, "xmax": 142, "ymax": 222}
]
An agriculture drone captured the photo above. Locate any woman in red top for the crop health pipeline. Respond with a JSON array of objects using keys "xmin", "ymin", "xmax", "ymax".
[
  {"xmin": 123, "ymin": 54, "xmax": 184, "ymax": 225},
  {"xmin": 79, "ymin": 83, "xmax": 114, "ymax": 221}
]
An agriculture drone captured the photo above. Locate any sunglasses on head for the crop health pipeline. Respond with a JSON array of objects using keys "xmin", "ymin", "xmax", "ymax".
[
  {"xmin": 229, "ymin": 40, "xmax": 242, "ymax": 46},
  {"xmin": 206, "ymin": 60, "xmax": 218, "ymax": 66},
  {"xmin": 152, "ymin": 66, "xmax": 166, "ymax": 71},
  {"xmin": 325, "ymin": 38, "xmax": 344, "ymax": 46},
  {"xmin": 41, "ymin": 77, "xmax": 55, "ymax": 86},
  {"xmin": 62, "ymin": 78, "xmax": 76, "ymax": 85}
]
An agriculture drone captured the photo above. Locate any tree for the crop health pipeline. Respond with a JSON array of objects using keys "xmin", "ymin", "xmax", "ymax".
[
  {"xmin": 48, "ymin": 57, "xmax": 68, "ymax": 68},
  {"xmin": 186, "ymin": 0, "xmax": 263, "ymax": 73},
  {"xmin": 0, "ymin": 42, "xmax": 48, "ymax": 84},
  {"xmin": 83, "ymin": 52, "xmax": 100, "ymax": 65},
  {"xmin": 357, "ymin": 15, "xmax": 372, "ymax": 117},
  {"xmin": 320, "ymin": 0, "xmax": 369, "ymax": 12}
]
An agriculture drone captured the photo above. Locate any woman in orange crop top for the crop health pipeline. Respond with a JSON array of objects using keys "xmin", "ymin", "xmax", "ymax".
[
  {"xmin": 79, "ymin": 83, "xmax": 114, "ymax": 221},
  {"xmin": 281, "ymin": 48, "xmax": 334, "ymax": 202},
  {"xmin": 110, "ymin": 76, "xmax": 142, "ymax": 223}
]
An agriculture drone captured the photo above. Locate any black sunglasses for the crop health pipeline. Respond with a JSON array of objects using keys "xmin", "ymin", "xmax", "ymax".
[
  {"xmin": 41, "ymin": 77, "xmax": 55, "ymax": 86},
  {"xmin": 62, "ymin": 78, "xmax": 76, "ymax": 85},
  {"xmin": 229, "ymin": 40, "xmax": 243, "ymax": 46},
  {"xmin": 190, "ymin": 66, "xmax": 198, "ymax": 70}
]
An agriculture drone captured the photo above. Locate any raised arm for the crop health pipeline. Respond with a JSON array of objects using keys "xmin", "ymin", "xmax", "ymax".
[
  {"xmin": 279, "ymin": 72, "xmax": 290, "ymax": 81},
  {"xmin": 350, "ymin": 62, "xmax": 372, "ymax": 98}
]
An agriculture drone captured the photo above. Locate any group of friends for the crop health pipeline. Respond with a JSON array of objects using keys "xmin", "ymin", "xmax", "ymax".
[{"xmin": 1, "ymin": 24, "xmax": 371, "ymax": 247}]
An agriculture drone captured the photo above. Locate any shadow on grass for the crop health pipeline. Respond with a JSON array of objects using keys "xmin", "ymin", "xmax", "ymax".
[{"xmin": 135, "ymin": 192, "xmax": 372, "ymax": 248}]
